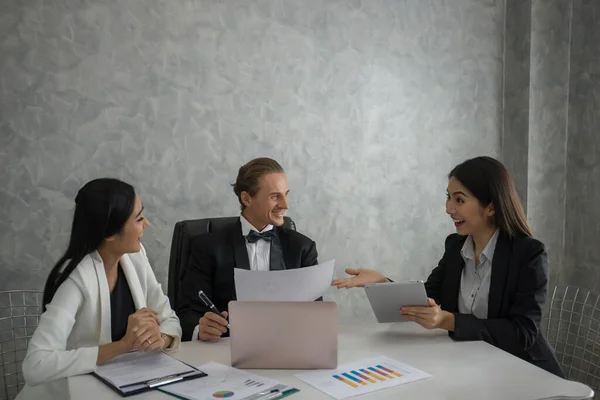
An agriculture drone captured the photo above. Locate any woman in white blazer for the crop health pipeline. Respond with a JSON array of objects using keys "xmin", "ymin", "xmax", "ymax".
[{"xmin": 17, "ymin": 178, "xmax": 182, "ymax": 400}]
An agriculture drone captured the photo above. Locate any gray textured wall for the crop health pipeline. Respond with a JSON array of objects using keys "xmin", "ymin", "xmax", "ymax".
[
  {"xmin": 501, "ymin": 0, "xmax": 532, "ymax": 211},
  {"xmin": 527, "ymin": 0, "xmax": 572, "ymax": 287},
  {"xmin": 3, "ymin": 0, "xmax": 600, "ymax": 324},
  {"xmin": 526, "ymin": 0, "xmax": 600, "ymax": 294},
  {"xmin": 563, "ymin": 0, "xmax": 600, "ymax": 292},
  {"xmin": 1, "ymin": 0, "xmax": 504, "ymax": 322}
]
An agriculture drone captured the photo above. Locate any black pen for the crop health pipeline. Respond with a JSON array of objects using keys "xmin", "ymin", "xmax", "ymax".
[{"xmin": 198, "ymin": 290, "xmax": 230, "ymax": 329}]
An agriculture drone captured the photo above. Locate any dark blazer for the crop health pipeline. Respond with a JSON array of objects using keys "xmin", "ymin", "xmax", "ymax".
[
  {"xmin": 176, "ymin": 219, "xmax": 319, "ymax": 341},
  {"xmin": 425, "ymin": 232, "xmax": 564, "ymax": 377}
]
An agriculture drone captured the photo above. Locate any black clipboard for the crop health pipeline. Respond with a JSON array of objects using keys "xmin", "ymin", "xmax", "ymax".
[{"xmin": 92, "ymin": 353, "xmax": 207, "ymax": 397}]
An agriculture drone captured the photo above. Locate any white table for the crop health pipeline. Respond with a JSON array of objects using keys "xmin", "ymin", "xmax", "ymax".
[{"xmin": 69, "ymin": 324, "xmax": 595, "ymax": 399}]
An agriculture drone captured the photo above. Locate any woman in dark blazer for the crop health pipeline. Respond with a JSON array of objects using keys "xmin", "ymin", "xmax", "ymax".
[{"xmin": 332, "ymin": 156, "xmax": 564, "ymax": 377}]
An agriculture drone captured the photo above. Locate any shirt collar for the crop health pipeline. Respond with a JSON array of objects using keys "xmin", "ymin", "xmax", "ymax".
[
  {"xmin": 481, "ymin": 229, "xmax": 500, "ymax": 263},
  {"xmin": 240, "ymin": 215, "xmax": 274, "ymax": 237},
  {"xmin": 460, "ymin": 236, "xmax": 475, "ymax": 261},
  {"xmin": 461, "ymin": 229, "xmax": 500, "ymax": 263}
]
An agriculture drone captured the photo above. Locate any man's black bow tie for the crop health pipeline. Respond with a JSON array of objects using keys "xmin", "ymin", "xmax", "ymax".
[{"xmin": 246, "ymin": 230, "xmax": 276, "ymax": 244}]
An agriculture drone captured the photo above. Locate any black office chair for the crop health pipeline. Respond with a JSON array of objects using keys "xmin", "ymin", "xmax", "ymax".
[{"xmin": 167, "ymin": 216, "xmax": 296, "ymax": 310}]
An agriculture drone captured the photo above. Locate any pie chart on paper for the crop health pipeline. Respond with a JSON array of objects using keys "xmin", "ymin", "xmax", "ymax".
[{"xmin": 212, "ymin": 391, "xmax": 235, "ymax": 398}]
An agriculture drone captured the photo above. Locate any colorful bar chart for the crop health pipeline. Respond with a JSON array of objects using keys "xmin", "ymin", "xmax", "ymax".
[
  {"xmin": 333, "ymin": 364, "xmax": 404, "ymax": 388},
  {"xmin": 296, "ymin": 356, "xmax": 432, "ymax": 400}
]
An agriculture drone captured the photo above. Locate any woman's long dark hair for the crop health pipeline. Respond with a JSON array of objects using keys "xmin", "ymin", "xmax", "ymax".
[
  {"xmin": 42, "ymin": 178, "xmax": 136, "ymax": 310},
  {"xmin": 449, "ymin": 156, "xmax": 532, "ymax": 238}
]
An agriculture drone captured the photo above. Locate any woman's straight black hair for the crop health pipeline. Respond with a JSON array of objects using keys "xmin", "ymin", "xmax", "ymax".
[{"xmin": 42, "ymin": 178, "xmax": 135, "ymax": 310}]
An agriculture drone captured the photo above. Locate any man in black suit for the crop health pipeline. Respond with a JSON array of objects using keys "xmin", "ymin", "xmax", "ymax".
[{"xmin": 177, "ymin": 158, "xmax": 318, "ymax": 341}]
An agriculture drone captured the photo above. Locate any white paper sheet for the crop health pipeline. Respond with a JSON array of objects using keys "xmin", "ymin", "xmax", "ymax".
[
  {"xmin": 234, "ymin": 260, "xmax": 335, "ymax": 301},
  {"xmin": 295, "ymin": 356, "xmax": 431, "ymax": 400},
  {"xmin": 159, "ymin": 362, "xmax": 290, "ymax": 400}
]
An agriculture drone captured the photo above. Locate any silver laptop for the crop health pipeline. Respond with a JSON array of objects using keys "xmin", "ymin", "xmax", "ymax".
[{"xmin": 228, "ymin": 301, "xmax": 338, "ymax": 369}]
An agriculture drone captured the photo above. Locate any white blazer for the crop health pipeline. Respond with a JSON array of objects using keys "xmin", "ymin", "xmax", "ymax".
[{"xmin": 16, "ymin": 244, "xmax": 181, "ymax": 400}]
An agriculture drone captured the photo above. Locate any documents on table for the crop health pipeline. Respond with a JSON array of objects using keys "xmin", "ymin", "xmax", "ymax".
[
  {"xmin": 93, "ymin": 351, "xmax": 206, "ymax": 396},
  {"xmin": 234, "ymin": 260, "xmax": 335, "ymax": 301},
  {"xmin": 159, "ymin": 362, "xmax": 298, "ymax": 399},
  {"xmin": 295, "ymin": 356, "xmax": 431, "ymax": 400}
]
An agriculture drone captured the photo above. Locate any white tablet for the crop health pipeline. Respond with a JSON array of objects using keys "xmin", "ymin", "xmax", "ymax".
[{"xmin": 364, "ymin": 281, "xmax": 429, "ymax": 323}]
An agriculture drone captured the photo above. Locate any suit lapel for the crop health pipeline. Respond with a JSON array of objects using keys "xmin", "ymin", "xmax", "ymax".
[
  {"xmin": 277, "ymin": 227, "xmax": 296, "ymax": 270},
  {"xmin": 232, "ymin": 219, "xmax": 250, "ymax": 270},
  {"xmin": 269, "ymin": 228, "xmax": 287, "ymax": 270},
  {"xmin": 120, "ymin": 254, "xmax": 146, "ymax": 310},
  {"xmin": 90, "ymin": 251, "xmax": 112, "ymax": 345},
  {"xmin": 488, "ymin": 232, "xmax": 511, "ymax": 318}
]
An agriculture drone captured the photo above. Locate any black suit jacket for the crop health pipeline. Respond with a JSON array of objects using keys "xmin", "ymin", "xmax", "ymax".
[
  {"xmin": 425, "ymin": 232, "xmax": 564, "ymax": 377},
  {"xmin": 176, "ymin": 219, "xmax": 319, "ymax": 341}
]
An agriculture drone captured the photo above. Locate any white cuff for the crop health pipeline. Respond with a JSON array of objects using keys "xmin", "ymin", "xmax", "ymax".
[
  {"xmin": 160, "ymin": 331, "xmax": 181, "ymax": 352},
  {"xmin": 191, "ymin": 324, "xmax": 200, "ymax": 342}
]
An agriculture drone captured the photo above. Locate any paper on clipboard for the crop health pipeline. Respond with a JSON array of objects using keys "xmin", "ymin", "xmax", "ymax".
[{"xmin": 93, "ymin": 351, "xmax": 204, "ymax": 395}]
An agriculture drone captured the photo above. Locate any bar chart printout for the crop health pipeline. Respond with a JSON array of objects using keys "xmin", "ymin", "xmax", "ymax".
[{"xmin": 295, "ymin": 356, "xmax": 431, "ymax": 399}]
